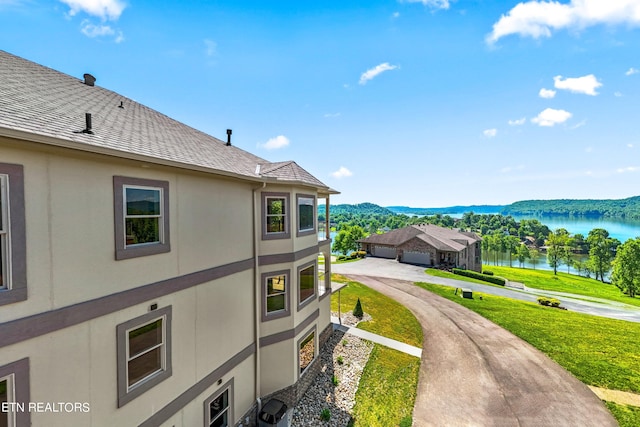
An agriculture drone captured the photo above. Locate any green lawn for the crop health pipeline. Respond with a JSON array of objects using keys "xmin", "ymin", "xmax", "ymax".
[
  {"xmin": 606, "ymin": 402, "xmax": 640, "ymax": 427},
  {"xmin": 425, "ymin": 268, "xmax": 504, "ymax": 287},
  {"xmin": 350, "ymin": 345, "xmax": 419, "ymax": 427},
  {"xmin": 484, "ymin": 265, "xmax": 640, "ymax": 307},
  {"xmin": 331, "ymin": 274, "xmax": 423, "ymax": 347},
  {"xmin": 415, "ymin": 282, "xmax": 640, "ymax": 394},
  {"xmin": 331, "ymin": 274, "xmax": 422, "ymax": 427}
]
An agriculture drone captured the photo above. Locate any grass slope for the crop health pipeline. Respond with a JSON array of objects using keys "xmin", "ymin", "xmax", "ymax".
[{"xmin": 484, "ymin": 265, "xmax": 640, "ymax": 307}]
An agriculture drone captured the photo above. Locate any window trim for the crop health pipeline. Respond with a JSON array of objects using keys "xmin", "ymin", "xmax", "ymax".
[
  {"xmin": 261, "ymin": 270, "xmax": 291, "ymax": 322},
  {"xmin": 296, "ymin": 194, "xmax": 316, "ymax": 237},
  {"xmin": 261, "ymin": 192, "xmax": 290, "ymax": 240},
  {"xmin": 113, "ymin": 176, "xmax": 170, "ymax": 260},
  {"xmin": 117, "ymin": 306, "xmax": 172, "ymax": 407},
  {"xmin": 0, "ymin": 163, "xmax": 27, "ymax": 307},
  {"xmin": 203, "ymin": 378, "xmax": 234, "ymax": 427},
  {"xmin": 0, "ymin": 358, "xmax": 30, "ymax": 427},
  {"xmin": 297, "ymin": 260, "xmax": 317, "ymax": 311},
  {"xmin": 297, "ymin": 327, "xmax": 317, "ymax": 378}
]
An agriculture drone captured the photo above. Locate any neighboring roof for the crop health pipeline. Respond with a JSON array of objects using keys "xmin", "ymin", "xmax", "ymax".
[
  {"xmin": 0, "ymin": 50, "xmax": 334, "ymax": 192},
  {"xmin": 359, "ymin": 224, "xmax": 481, "ymax": 253}
]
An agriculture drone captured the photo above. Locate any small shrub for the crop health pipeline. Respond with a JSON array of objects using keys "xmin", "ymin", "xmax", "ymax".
[
  {"xmin": 537, "ymin": 297, "xmax": 561, "ymax": 308},
  {"xmin": 342, "ymin": 339, "xmax": 348, "ymax": 346},
  {"xmin": 349, "ymin": 252, "xmax": 359, "ymax": 259},
  {"xmin": 337, "ymin": 356, "xmax": 344, "ymax": 365},
  {"xmin": 399, "ymin": 416, "xmax": 413, "ymax": 427},
  {"xmin": 331, "ymin": 375, "xmax": 339, "ymax": 386},
  {"xmin": 320, "ymin": 408, "xmax": 331, "ymax": 421},
  {"xmin": 482, "ymin": 270, "xmax": 494, "ymax": 276},
  {"xmin": 353, "ymin": 298, "xmax": 364, "ymax": 318},
  {"xmin": 355, "ymin": 250, "xmax": 367, "ymax": 258},
  {"xmin": 337, "ymin": 255, "xmax": 347, "ymax": 261},
  {"xmin": 346, "ymin": 417, "xmax": 356, "ymax": 427}
]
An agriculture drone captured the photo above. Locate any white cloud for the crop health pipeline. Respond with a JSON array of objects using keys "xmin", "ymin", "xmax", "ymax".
[
  {"xmin": 617, "ymin": 166, "xmax": 639, "ymax": 173},
  {"xmin": 81, "ymin": 22, "xmax": 114, "ymax": 37},
  {"xmin": 508, "ymin": 117, "xmax": 526, "ymax": 126},
  {"xmin": 204, "ymin": 39, "xmax": 217, "ymax": 57},
  {"xmin": 401, "ymin": 0, "xmax": 450, "ymax": 9},
  {"xmin": 626, "ymin": 67, "xmax": 639, "ymax": 76},
  {"xmin": 331, "ymin": 166, "xmax": 353, "ymax": 179},
  {"xmin": 615, "ymin": 91, "xmax": 623, "ymax": 97},
  {"xmin": 487, "ymin": 0, "xmax": 640, "ymax": 44},
  {"xmin": 531, "ymin": 108, "xmax": 572, "ymax": 126},
  {"xmin": 628, "ymin": 143, "xmax": 634, "ymax": 148},
  {"xmin": 323, "ymin": 113, "xmax": 341, "ymax": 118},
  {"xmin": 553, "ymin": 74, "xmax": 602, "ymax": 95},
  {"xmin": 585, "ymin": 146, "xmax": 593, "ymax": 153},
  {"xmin": 392, "ymin": 11, "xmax": 400, "ymax": 18},
  {"xmin": 359, "ymin": 62, "xmax": 398, "ymax": 85},
  {"xmin": 570, "ymin": 119, "xmax": 587, "ymax": 129},
  {"xmin": 259, "ymin": 135, "xmax": 290, "ymax": 150},
  {"xmin": 483, "ymin": 128, "xmax": 497, "ymax": 138},
  {"xmin": 59, "ymin": 0, "xmax": 126, "ymax": 20},
  {"xmin": 539, "ymin": 88, "xmax": 556, "ymax": 98}
]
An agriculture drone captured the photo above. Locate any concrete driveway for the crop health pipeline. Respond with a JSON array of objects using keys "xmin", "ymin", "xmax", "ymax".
[
  {"xmin": 333, "ymin": 258, "xmax": 640, "ymax": 323},
  {"xmin": 332, "ymin": 259, "xmax": 618, "ymax": 426}
]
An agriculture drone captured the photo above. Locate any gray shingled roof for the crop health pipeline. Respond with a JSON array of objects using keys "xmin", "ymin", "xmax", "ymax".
[
  {"xmin": 0, "ymin": 50, "xmax": 332, "ymax": 191},
  {"xmin": 359, "ymin": 223, "xmax": 480, "ymax": 252}
]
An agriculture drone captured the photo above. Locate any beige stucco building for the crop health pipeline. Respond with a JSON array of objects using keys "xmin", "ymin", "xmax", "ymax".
[{"xmin": 0, "ymin": 50, "xmax": 337, "ymax": 426}]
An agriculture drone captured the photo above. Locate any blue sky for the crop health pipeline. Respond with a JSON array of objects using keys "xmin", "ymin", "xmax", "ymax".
[{"xmin": 2, "ymin": 0, "xmax": 640, "ymax": 207}]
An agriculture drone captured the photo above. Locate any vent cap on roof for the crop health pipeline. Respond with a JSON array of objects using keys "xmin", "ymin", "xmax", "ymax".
[{"xmin": 83, "ymin": 73, "xmax": 96, "ymax": 87}]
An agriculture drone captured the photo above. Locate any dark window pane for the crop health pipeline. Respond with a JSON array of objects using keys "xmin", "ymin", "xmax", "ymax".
[
  {"xmin": 126, "ymin": 218, "xmax": 160, "ymax": 245},
  {"xmin": 267, "ymin": 276, "xmax": 286, "ymax": 295},
  {"xmin": 267, "ymin": 294, "xmax": 285, "ymax": 312},
  {"xmin": 0, "ymin": 236, "xmax": 5, "ymax": 288},
  {"xmin": 128, "ymin": 347, "xmax": 162, "ymax": 387},
  {"xmin": 209, "ymin": 390, "xmax": 229, "ymax": 421},
  {"xmin": 267, "ymin": 199, "xmax": 285, "ymax": 215},
  {"xmin": 299, "ymin": 266, "xmax": 315, "ymax": 303},
  {"xmin": 126, "ymin": 188, "xmax": 160, "ymax": 215},
  {"xmin": 210, "ymin": 411, "xmax": 228, "ymax": 427},
  {"xmin": 299, "ymin": 333, "xmax": 314, "ymax": 373},
  {"xmin": 129, "ymin": 319, "xmax": 163, "ymax": 357},
  {"xmin": 298, "ymin": 199, "xmax": 314, "ymax": 231},
  {"xmin": 266, "ymin": 216, "xmax": 285, "ymax": 233}
]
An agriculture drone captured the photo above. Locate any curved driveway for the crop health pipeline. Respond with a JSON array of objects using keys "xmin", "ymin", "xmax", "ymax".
[{"xmin": 333, "ymin": 260, "xmax": 617, "ymax": 426}]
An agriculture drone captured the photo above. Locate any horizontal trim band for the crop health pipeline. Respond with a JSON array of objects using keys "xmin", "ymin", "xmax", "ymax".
[
  {"xmin": 260, "ymin": 309, "xmax": 320, "ymax": 347},
  {"xmin": 259, "ymin": 244, "xmax": 321, "ymax": 266},
  {"xmin": 0, "ymin": 258, "xmax": 254, "ymax": 348}
]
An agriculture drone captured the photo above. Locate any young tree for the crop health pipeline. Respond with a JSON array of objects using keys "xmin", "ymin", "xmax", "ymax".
[
  {"xmin": 587, "ymin": 228, "xmax": 619, "ymax": 283},
  {"xmin": 546, "ymin": 228, "xmax": 570, "ymax": 275},
  {"xmin": 516, "ymin": 244, "xmax": 530, "ymax": 268},
  {"xmin": 529, "ymin": 248, "xmax": 540, "ymax": 269},
  {"xmin": 504, "ymin": 235, "xmax": 520, "ymax": 267},
  {"xmin": 611, "ymin": 238, "xmax": 640, "ymax": 298},
  {"xmin": 332, "ymin": 225, "xmax": 366, "ymax": 255}
]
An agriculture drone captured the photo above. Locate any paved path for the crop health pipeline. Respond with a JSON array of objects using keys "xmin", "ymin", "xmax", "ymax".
[
  {"xmin": 333, "ymin": 258, "xmax": 640, "ymax": 323},
  {"xmin": 340, "ymin": 273, "xmax": 617, "ymax": 426}
]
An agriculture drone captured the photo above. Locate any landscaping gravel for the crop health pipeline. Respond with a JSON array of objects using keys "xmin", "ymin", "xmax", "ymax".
[{"xmin": 291, "ymin": 313, "xmax": 373, "ymax": 426}]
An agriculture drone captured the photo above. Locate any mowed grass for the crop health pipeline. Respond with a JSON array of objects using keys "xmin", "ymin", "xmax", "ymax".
[
  {"xmin": 485, "ymin": 265, "xmax": 640, "ymax": 307},
  {"xmin": 415, "ymin": 282, "xmax": 640, "ymax": 394},
  {"xmin": 425, "ymin": 268, "xmax": 492, "ymax": 285},
  {"xmin": 351, "ymin": 345, "xmax": 419, "ymax": 427},
  {"xmin": 331, "ymin": 274, "xmax": 421, "ymax": 426},
  {"xmin": 331, "ymin": 274, "xmax": 423, "ymax": 347},
  {"xmin": 605, "ymin": 402, "xmax": 640, "ymax": 427}
]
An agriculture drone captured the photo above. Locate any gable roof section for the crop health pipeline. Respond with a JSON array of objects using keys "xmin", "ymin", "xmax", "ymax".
[
  {"xmin": 0, "ymin": 50, "xmax": 331, "ymax": 191},
  {"xmin": 359, "ymin": 223, "xmax": 480, "ymax": 252}
]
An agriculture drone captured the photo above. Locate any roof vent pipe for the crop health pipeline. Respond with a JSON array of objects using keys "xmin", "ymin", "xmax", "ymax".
[
  {"xmin": 83, "ymin": 73, "xmax": 96, "ymax": 87},
  {"xmin": 82, "ymin": 113, "xmax": 94, "ymax": 134},
  {"xmin": 226, "ymin": 129, "xmax": 232, "ymax": 146}
]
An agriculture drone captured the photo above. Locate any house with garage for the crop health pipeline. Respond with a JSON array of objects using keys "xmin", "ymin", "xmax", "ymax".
[
  {"xmin": 358, "ymin": 224, "xmax": 482, "ymax": 272},
  {"xmin": 0, "ymin": 50, "xmax": 337, "ymax": 427}
]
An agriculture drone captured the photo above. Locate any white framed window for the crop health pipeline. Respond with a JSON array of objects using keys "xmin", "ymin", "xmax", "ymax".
[
  {"xmin": 297, "ymin": 195, "xmax": 315, "ymax": 236},
  {"xmin": 262, "ymin": 193, "xmax": 290, "ymax": 240},
  {"xmin": 0, "ymin": 163, "xmax": 26, "ymax": 307},
  {"xmin": 298, "ymin": 328, "xmax": 316, "ymax": 376},
  {"xmin": 0, "ymin": 175, "xmax": 10, "ymax": 291},
  {"xmin": 0, "ymin": 374, "xmax": 15, "ymax": 427},
  {"xmin": 114, "ymin": 176, "xmax": 170, "ymax": 260},
  {"xmin": 0, "ymin": 358, "xmax": 30, "ymax": 427},
  {"xmin": 117, "ymin": 306, "xmax": 172, "ymax": 407},
  {"xmin": 261, "ymin": 271, "xmax": 290, "ymax": 321},
  {"xmin": 297, "ymin": 262, "xmax": 317, "ymax": 310},
  {"xmin": 204, "ymin": 379, "xmax": 234, "ymax": 427}
]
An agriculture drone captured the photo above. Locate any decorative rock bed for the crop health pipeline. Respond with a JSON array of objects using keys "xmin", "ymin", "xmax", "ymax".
[{"xmin": 291, "ymin": 313, "xmax": 373, "ymax": 426}]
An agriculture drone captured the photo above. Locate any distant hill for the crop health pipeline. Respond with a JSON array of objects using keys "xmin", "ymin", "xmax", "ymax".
[
  {"xmin": 318, "ymin": 202, "xmax": 394, "ymax": 216},
  {"xmin": 387, "ymin": 205, "xmax": 505, "ymax": 215},
  {"xmin": 501, "ymin": 196, "xmax": 640, "ymax": 219}
]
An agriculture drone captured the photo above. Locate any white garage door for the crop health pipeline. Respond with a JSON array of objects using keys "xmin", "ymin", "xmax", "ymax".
[
  {"xmin": 373, "ymin": 246, "xmax": 397, "ymax": 259},
  {"xmin": 403, "ymin": 251, "xmax": 430, "ymax": 265}
]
